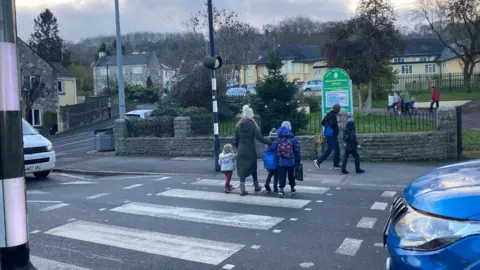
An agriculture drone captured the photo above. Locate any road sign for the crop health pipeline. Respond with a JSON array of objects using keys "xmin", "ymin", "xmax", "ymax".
[{"xmin": 321, "ymin": 68, "xmax": 354, "ymax": 119}]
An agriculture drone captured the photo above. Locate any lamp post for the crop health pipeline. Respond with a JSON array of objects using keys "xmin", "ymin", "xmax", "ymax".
[
  {"xmin": 114, "ymin": 0, "xmax": 126, "ymax": 119},
  {"xmin": 0, "ymin": 0, "xmax": 36, "ymax": 268},
  {"xmin": 106, "ymin": 61, "xmax": 111, "ymax": 119}
]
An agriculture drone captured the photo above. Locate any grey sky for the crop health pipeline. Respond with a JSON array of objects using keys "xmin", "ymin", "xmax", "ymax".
[{"xmin": 16, "ymin": 0, "xmax": 414, "ymax": 42}]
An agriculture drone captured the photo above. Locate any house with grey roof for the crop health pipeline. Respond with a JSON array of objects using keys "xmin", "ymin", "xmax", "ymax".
[{"xmin": 92, "ymin": 51, "xmax": 162, "ymax": 95}]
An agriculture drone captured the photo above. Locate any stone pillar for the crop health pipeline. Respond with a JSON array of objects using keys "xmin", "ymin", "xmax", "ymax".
[
  {"xmin": 114, "ymin": 119, "xmax": 127, "ymax": 154},
  {"xmin": 436, "ymin": 106, "xmax": 457, "ymax": 159},
  {"xmin": 174, "ymin": 116, "xmax": 191, "ymax": 138}
]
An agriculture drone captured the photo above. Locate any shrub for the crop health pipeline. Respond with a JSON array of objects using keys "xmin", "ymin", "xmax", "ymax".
[
  {"xmin": 303, "ymin": 96, "xmax": 321, "ymax": 113},
  {"xmin": 125, "ymin": 117, "xmax": 174, "ymax": 137}
]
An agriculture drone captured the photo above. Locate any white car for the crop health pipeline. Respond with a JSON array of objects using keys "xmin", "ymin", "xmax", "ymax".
[
  {"xmin": 23, "ymin": 119, "xmax": 56, "ymax": 178},
  {"xmin": 126, "ymin": 110, "xmax": 153, "ymax": 119},
  {"xmin": 301, "ymin": 80, "xmax": 323, "ymax": 94}
]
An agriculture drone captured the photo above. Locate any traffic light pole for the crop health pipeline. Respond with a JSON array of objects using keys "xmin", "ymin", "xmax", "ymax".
[
  {"xmin": 0, "ymin": 0, "xmax": 35, "ymax": 269},
  {"xmin": 207, "ymin": 0, "xmax": 221, "ymax": 172}
]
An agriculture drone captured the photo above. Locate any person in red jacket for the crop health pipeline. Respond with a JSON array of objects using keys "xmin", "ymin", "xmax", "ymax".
[{"xmin": 430, "ymin": 86, "xmax": 440, "ymax": 112}]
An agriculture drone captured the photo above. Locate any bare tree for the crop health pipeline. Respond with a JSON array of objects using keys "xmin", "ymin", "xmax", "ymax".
[
  {"xmin": 22, "ymin": 77, "xmax": 51, "ymax": 124},
  {"xmin": 413, "ymin": 0, "xmax": 480, "ymax": 91}
]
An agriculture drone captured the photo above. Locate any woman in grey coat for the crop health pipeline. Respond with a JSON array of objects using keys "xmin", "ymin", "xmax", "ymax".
[{"xmin": 234, "ymin": 105, "xmax": 272, "ymax": 196}]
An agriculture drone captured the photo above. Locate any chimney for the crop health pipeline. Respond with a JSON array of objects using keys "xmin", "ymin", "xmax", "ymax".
[{"xmin": 99, "ymin": 51, "xmax": 106, "ymax": 58}]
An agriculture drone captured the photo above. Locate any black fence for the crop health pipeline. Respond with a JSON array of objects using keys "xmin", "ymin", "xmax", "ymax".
[{"xmin": 387, "ymin": 73, "xmax": 480, "ymax": 93}]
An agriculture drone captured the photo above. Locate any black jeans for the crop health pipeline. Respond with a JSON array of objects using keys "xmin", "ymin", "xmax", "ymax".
[
  {"xmin": 265, "ymin": 169, "xmax": 278, "ymax": 188},
  {"xmin": 317, "ymin": 136, "xmax": 340, "ymax": 166},
  {"xmin": 430, "ymin": 101, "xmax": 439, "ymax": 112},
  {"xmin": 277, "ymin": 166, "xmax": 295, "ymax": 189},
  {"xmin": 341, "ymin": 149, "xmax": 361, "ymax": 171}
]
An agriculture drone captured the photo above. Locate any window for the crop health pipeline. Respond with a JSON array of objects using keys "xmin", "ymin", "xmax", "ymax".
[
  {"xmin": 401, "ymin": 65, "xmax": 412, "ymax": 74},
  {"xmin": 23, "ymin": 76, "xmax": 39, "ymax": 89},
  {"xmin": 294, "ymin": 63, "xmax": 300, "ymax": 73},
  {"xmin": 425, "ymin": 64, "xmax": 436, "ymax": 74},
  {"xmin": 30, "ymin": 109, "xmax": 41, "ymax": 127},
  {"xmin": 132, "ymin": 66, "xmax": 143, "ymax": 74},
  {"xmin": 394, "ymin": 58, "xmax": 404, "ymax": 63},
  {"xmin": 287, "ymin": 61, "xmax": 292, "ymax": 72},
  {"xmin": 57, "ymin": 80, "xmax": 64, "ymax": 93},
  {"xmin": 304, "ymin": 64, "xmax": 309, "ymax": 73},
  {"xmin": 417, "ymin": 57, "xmax": 427, "ymax": 62},
  {"xmin": 247, "ymin": 67, "xmax": 253, "ymax": 77},
  {"xmin": 442, "ymin": 62, "xmax": 446, "ymax": 69}
]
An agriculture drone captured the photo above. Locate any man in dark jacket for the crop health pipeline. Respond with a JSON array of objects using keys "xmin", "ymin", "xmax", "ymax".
[
  {"xmin": 341, "ymin": 120, "xmax": 365, "ymax": 174},
  {"xmin": 314, "ymin": 104, "xmax": 341, "ymax": 169}
]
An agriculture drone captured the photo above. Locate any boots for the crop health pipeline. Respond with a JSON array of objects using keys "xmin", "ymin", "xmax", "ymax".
[
  {"xmin": 239, "ymin": 183, "xmax": 248, "ymax": 196},
  {"xmin": 253, "ymin": 182, "xmax": 262, "ymax": 192}
]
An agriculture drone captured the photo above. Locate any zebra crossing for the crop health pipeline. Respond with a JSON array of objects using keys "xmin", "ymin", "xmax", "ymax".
[{"xmin": 29, "ymin": 174, "xmax": 386, "ymax": 269}]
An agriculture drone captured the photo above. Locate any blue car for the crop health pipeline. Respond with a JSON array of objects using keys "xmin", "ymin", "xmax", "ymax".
[{"xmin": 384, "ymin": 159, "xmax": 480, "ymax": 270}]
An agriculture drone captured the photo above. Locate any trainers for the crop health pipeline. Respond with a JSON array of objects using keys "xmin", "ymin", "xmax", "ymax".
[
  {"xmin": 264, "ymin": 184, "xmax": 272, "ymax": 192},
  {"xmin": 356, "ymin": 169, "xmax": 365, "ymax": 174},
  {"xmin": 290, "ymin": 187, "xmax": 296, "ymax": 195},
  {"xmin": 278, "ymin": 189, "xmax": 285, "ymax": 198},
  {"xmin": 313, "ymin": 160, "xmax": 320, "ymax": 169}
]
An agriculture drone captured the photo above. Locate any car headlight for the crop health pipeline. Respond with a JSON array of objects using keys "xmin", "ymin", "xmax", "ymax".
[
  {"xmin": 46, "ymin": 144, "xmax": 53, "ymax": 151},
  {"xmin": 394, "ymin": 209, "xmax": 480, "ymax": 251}
]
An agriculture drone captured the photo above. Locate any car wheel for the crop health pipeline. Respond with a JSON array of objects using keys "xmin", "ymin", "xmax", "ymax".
[
  {"xmin": 33, "ymin": 170, "xmax": 50, "ymax": 179},
  {"xmin": 305, "ymin": 88, "xmax": 311, "ymax": 91}
]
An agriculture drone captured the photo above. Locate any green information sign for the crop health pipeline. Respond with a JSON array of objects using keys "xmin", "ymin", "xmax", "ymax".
[{"xmin": 321, "ymin": 68, "xmax": 354, "ymax": 119}]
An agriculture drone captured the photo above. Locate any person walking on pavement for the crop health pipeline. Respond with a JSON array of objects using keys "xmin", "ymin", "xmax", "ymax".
[
  {"xmin": 218, "ymin": 144, "xmax": 236, "ymax": 193},
  {"xmin": 234, "ymin": 105, "xmax": 272, "ymax": 196},
  {"xmin": 314, "ymin": 104, "xmax": 341, "ymax": 169},
  {"xmin": 270, "ymin": 121, "xmax": 301, "ymax": 198},
  {"xmin": 430, "ymin": 86, "xmax": 440, "ymax": 113},
  {"xmin": 341, "ymin": 120, "xmax": 365, "ymax": 175},
  {"xmin": 263, "ymin": 128, "xmax": 279, "ymax": 193}
]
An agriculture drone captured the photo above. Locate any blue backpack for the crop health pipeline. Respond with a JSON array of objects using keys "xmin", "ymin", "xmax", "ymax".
[
  {"xmin": 324, "ymin": 124, "xmax": 333, "ymax": 137},
  {"xmin": 263, "ymin": 148, "xmax": 278, "ymax": 170}
]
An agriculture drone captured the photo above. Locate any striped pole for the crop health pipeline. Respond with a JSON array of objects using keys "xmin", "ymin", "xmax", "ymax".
[
  {"xmin": 207, "ymin": 0, "xmax": 221, "ymax": 172},
  {"xmin": 0, "ymin": 0, "xmax": 34, "ymax": 268}
]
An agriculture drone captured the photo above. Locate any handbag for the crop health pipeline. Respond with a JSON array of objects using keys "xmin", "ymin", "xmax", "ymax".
[{"xmin": 295, "ymin": 163, "xmax": 304, "ymax": 181}]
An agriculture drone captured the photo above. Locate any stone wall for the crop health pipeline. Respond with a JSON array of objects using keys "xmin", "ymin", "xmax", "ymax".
[{"xmin": 114, "ymin": 107, "xmax": 458, "ymax": 161}]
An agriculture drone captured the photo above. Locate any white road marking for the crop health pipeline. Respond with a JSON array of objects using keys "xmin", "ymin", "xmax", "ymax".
[
  {"xmin": 335, "ymin": 238, "xmax": 363, "ymax": 256},
  {"xmin": 172, "ymin": 157, "xmax": 209, "ymax": 161},
  {"xmin": 250, "ymin": 245, "xmax": 261, "ymax": 249},
  {"xmin": 45, "ymin": 221, "xmax": 244, "ymax": 265},
  {"xmin": 111, "ymin": 202, "xmax": 284, "ymax": 230},
  {"xmin": 54, "ymin": 138, "xmax": 92, "ymax": 148},
  {"xmin": 316, "ymin": 200, "xmax": 323, "ymax": 203},
  {"xmin": 40, "ymin": 203, "xmax": 69, "ymax": 212},
  {"xmin": 300, "ymin": 262, "xmax": 315, "ymax": 268},
  {"xmin": 326, "ymin": 193, "xmax": 333, "ymax": 196},
  {"xmin": 122, "ymin": 184, "xmax": 143, "ymax": 190},
  {"xmin": 381, "ymin": 191, "xmax": 397, "ymax": 198},
  {"xmin": 30, "ymin": 230, "xmax": 41, "ymax": 234},
  {"xmin": 356, "ymin": 217, "xmax": 377, "ymax": 229},
  {"xmin": 60, "ymin": 181, "xmax": 97, "ymax": 185},
  {"xmin": 371, "ymin": 202, "xmax": 388, "ymax": 210},
  {"xmin": 30, "ymin": 255, "xmax": 92, "ymax": 270},
  {"xmin": 27, "ymin": 200, "xmax": 62, "ymax": 203},
  {"xmin": 157, "ymin": 189, "xmax": 311, "ymax": 209},
  {"xmin": 374, "ymin": 243, "xmax": 384, "ymax": 247},
  {"xmin": 304, "ymin": 208, "xmax": 312, "ymax": 211},
  {"xmin": 58, "ymin": 173, "xmax": 88, "ymax": 180},
  {"xmin": 290, "ymin": 218, "xmax": 298, "ymax": 221},
  {"xmin": 99, "ymin": 208, "xmax": 107, "ymax": 211},
  {"xmin": 27, "ymin": 190, "xmax": 49, "ymax": 195},
  {"xmin": 222, "ymin": 264, "xmax": 235, "ymax": 270},
  {"xmin": 272, "ymin": 229, "xmax": 282, "ymax": 233},
  {"xmin": 67, "ymin": 218, "xmax": 76, "ymax": 222},
  {"xmin": 153, "ymin": 177, "xmax": 171, "ymax": 181},
  {"xmin": 86, "ymin": 193, "xmax": 110, "ymax": 199},
  {"xmin": 191, "ymin": 179, "xmax": 329, "ymax": 194},
  {"xmin": 147, "ymin": 193, "xmax": 152, "ymax": 196}
]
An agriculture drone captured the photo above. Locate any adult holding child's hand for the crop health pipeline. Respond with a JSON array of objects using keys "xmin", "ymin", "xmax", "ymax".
[{"xmin": 234, "ymin": 105, "xmax": 272, "ymax": 196}]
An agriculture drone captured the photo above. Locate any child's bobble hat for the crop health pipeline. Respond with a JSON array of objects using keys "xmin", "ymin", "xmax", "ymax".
[{"xmin": 269, "ymin": 128, "xmax": 278, "ymax": 139}]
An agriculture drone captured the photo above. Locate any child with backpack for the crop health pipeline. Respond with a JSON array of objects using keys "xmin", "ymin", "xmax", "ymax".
[
  {"xmin": 218, "ymin": 144, "xmax": 236, "ymax": 193},
  {"xmin": 341, "ymin": 120, "xmax": 365, "ymax": 175},
  {"xmin": 263, "ymin": 128, "xmax": 279, "ymax": 192},
  {"xmin": 271, "ymin": 121, "xmax": 301, "ymax": 198}
]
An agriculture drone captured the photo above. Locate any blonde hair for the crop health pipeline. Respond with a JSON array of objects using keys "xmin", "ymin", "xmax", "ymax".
[
  {"xmin": 222, "ymin": 144, "xmax": 233, "ymax": 154},
  {"xmin": 236, "ymin": 105, "xmax": 259, "ymax": 128}
]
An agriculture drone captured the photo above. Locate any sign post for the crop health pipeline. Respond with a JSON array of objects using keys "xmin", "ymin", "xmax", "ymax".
[{"xmin": 321, "ymin": 68, "xmax": 354, "ymax": 119}]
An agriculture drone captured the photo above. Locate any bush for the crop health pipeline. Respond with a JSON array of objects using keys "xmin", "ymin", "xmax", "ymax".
[
  {"xmin": 303, "ymin": 96, "xmax": 321, "ymax": 113},
  {"xmin": 125, "ymin": 117, "xmax": 174, "ymax": 137},
  {"xmin": 181, "ymin": 106, "xmax": 210, "ymax": 117}
]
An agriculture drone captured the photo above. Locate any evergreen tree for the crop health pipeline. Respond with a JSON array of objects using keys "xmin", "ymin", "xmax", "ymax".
[
  {"xmin": 112, "ymin": 40, "xmax": 126, "ymax": 55},
  {"xmin": 249, "ymin": 51, "xmax": 308, "ymax": 133},
  {"xmin": 29, "ymin": 9, "xmax": 64, "ymax": 63},
  {"xmin": 146, "ymin": 76, "xmax": 153, "ymax": 88},
  {"xmin": 95, "ymin": 42, "xmax": 112, "ymax": 60}
]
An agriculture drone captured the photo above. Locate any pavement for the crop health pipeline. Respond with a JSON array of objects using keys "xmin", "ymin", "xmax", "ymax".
[{"xmin": 26, "ymin": 171, "xmax": 401, "ymax": 270}]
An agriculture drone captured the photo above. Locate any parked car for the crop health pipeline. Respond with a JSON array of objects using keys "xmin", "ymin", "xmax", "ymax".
[
  {"xmin": 126, "ymin": 110, "xmax": 153, "ymax": 119},
  {"xmin": 301, "ymin": 80, "xmax": 323, "ymax": 93},
  {"xmin": 384, "ymin": 159, "xmax": 480, "ymax": 270},
  {"xmin": 23, "ymin": 119, "xmax": 56, "ymax": 178},
  {"xmin": 226, "ymin": 87, "xmax": 256, "ymax": 96}
]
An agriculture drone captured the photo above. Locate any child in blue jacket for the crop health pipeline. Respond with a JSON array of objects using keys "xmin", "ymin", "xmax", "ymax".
[
  {"xmin": 263, "ymin": 128, "xmax": 279, "ymax": 192},
  {"xmin": 271, "ymin": 121, "xmax": 301, "ymax": 198}
]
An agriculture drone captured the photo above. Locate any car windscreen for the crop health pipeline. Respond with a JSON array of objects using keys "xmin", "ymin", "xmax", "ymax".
[
  {"xmin": 22, "ymin": 119, "xmax": 39, "ymax": 135},
  {"xmin": 126, "ymin": 114, "xmax": 141, "ymax": 119}
]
